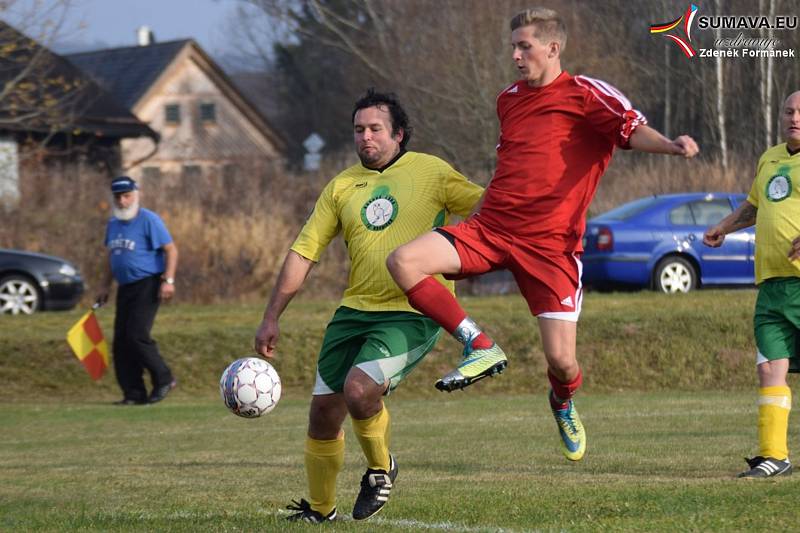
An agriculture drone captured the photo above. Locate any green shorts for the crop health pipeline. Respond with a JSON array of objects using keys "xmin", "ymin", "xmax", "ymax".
[
  {"xmin": 313, "ymin": 306, "xmax": 442, "ymax": 394},
  {"xmin": 754, "ymin": 277, "xmax": 800, "ymax": 372}
]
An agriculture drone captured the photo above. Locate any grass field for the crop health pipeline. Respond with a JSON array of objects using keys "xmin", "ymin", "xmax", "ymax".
[
  {"xmin": 0, "ymin": 290, "xmax": 767, "ymax": 401},
  {"xmin": 2, "ymin": 392, "xmax": 799, "ymax": 532},
  {"xmin": 3, "ymin": 291, "xmax": 800, "ymax": 531}
]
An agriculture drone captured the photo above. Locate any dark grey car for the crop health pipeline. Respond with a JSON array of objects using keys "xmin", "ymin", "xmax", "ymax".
[{"xmin": 0, "ymin": 249, "xmax": 85, "ymax": 315}]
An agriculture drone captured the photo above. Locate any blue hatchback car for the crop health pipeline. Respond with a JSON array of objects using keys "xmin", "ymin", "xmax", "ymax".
[{"xmin": 582, "ymin": 193, "xmax": 755, "ymax": 293}]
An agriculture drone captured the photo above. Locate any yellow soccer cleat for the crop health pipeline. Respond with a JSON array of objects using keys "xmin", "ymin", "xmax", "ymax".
[
  {"xmin": 551, "ymin": 395, "xmax": 586, "ymax": 461},
  {"xmin": 435, "ymin": 343, "xmax": 508, "ymax": 392}
]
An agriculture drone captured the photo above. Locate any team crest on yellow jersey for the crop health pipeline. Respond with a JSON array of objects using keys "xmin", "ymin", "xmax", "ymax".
[
  {"xmin": 766, "ymin": 174, "xmax": 792, "ymax": 202},
  {"xmin": 361, "ymin": 194, "xmax": 398, "ymax": 230}
]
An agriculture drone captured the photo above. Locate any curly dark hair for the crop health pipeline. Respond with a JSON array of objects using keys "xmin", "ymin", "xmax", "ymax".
[{"xmin": 351, "ymin": 88, "xmax": 412, "ymax": 149}]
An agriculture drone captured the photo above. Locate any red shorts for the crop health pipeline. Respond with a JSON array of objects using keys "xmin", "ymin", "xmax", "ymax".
[{"xmin": 439, "ymin": 217, "xmax": 583, "ymax": 320}]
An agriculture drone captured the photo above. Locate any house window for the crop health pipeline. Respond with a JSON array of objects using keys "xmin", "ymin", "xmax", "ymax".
[
  {"xmin": 182, "ymin": 165, "xmax": 202, "ymax": 180},
  {"xmin": 200, "ymin": 102, "xmax": 216, "ymax": 123},
  {"xmin": 142, "ymin": 166, "xmax": 162, "ymax": 181},
  {"xmin": 165, "ymin": 104, "xmax": 181, "ymax": 124},
  {"xmin": 222, "ymin": 163, "xmax": 239, "ymax": 182}
]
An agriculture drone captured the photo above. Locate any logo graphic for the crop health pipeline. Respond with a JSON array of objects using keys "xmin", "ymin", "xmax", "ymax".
[
  {"xmin": 560, "ymin": 296, "xmax": 574, "ymax": 308},
  {"xmin": 766, "ymin": 175, "xmax": 792, "ymax": 202},
  {"xmin": 650, "ymin": 4, "xmax": 699, "ymax": 58},
  {"xmin": 361, "ymin": 194, "xmax": 398, "ymax": 230}
]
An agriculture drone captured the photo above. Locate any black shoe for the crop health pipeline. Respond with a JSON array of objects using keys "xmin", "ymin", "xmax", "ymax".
[
  {"xmin": 112, "ymin": 398, "xmax": 147, "ymax": 406},
  {"xmin": 737, "ymin": 456, "xmax": 792, "ymax": 478},
  {"xmin": 148, "ymin": 379, "xmax": 176, "ymax": 404},
  {"xmin": 285, "ymin": 498, "xmax": 336, "ymax": 523},
  {"xmin": 352, "ymin": 454, "xmax": 398, "ymax": 520}
]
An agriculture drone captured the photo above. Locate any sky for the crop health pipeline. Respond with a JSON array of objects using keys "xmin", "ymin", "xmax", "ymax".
[{"xmin": 3, "ymin": 0, "xmax": 257, "ymax": 67}]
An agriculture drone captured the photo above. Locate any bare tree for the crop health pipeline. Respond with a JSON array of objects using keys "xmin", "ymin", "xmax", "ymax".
[
  {"xmin": 0, "ymin": 1, "xmax": 92, "ymax": 151},
  {"xmin": 758, "ymin": 0, "xmax": 776, "ymax": 148},
  {"xmin": 233, "ymin": 0, "xmax": 537, "ymax": 176},
  {"xmin": 712, "ymin": 0, "xmax": 728, "ymax": 170},
  {"xmin": 231, "ymin": 0, "xmax": 799, "ymax": 188}
]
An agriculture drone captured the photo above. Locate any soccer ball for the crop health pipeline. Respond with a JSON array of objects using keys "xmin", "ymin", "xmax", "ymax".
[{"xmin": 219, "ymin": 357, "xmax": 282, "ymax": 418}]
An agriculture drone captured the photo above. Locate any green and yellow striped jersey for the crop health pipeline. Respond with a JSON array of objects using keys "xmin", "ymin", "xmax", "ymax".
[
  {"xmin": 292, "ymin": 151, "xmax": 483, "ymax": 312},
  {"xmin": 747, "ymin": 143, "xmax": 800, "ymax": 284}
]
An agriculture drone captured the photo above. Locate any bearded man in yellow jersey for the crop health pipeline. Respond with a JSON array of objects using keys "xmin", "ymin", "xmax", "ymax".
[
  {"xmin": 704, "ymin": 90, "xmax": 800, "ymax": 478},
  {"xmin": 254, "ymin": 89, "xmax": 482, "ymax": 521}
]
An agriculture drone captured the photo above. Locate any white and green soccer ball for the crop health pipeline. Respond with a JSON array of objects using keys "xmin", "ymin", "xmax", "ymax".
[{"xmin": 219, "ymin": 357, "xmax": 282, "ymax": 418}]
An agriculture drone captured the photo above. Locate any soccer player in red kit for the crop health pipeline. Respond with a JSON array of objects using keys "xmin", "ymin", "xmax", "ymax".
[{"xmin": 386, "ymin": 7, "xmax": 699, "ymax": 461}]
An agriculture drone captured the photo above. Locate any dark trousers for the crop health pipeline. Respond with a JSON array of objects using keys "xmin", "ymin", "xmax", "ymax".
[{"xmin": 113, "ymin": 275, "xmax": 173, "ymax": 401}]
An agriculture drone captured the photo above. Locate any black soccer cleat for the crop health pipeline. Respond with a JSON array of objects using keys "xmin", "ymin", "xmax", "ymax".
[
  {"xmin": 352, "ymin": 454, "xmax": 398, "ymax": 520},
  {"xmin": 737, "ymin": 456, "xmax": 792, "ymax": 479},
  {"xmin": 285, "ymin": 498, "xmax": 337, "ymax": 523}
]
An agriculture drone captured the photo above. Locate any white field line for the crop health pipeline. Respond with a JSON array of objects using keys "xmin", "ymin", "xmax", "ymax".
[
  {"xmin": 108, "ymin": 509, "xmax": 552, "ymax": 533},
  {"xmin": 372, "ymin": 516, "xmax": 537, "ymax": 532},
  {"xmin": 272, "ymin": 509, "xmax": 544, "ymax": 533},
  {"xmin": 99, "ymin": 509, "xmax": 541, "ymax": 532}
]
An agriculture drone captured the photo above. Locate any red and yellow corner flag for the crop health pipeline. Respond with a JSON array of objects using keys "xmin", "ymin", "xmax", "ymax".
[{"xmin": 66, "ymin": 310, "xmax": 109, "ymax": 380}]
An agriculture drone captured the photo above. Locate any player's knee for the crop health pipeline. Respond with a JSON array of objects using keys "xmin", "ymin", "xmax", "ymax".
[
  {"xmin": 757, "ymin": 359, "xmax": 790, "ymax": 386},
  {"xmin": 343, "ymin": 379, "xmax": 382, "ymax": 418},
  {"xmin": 308, "ymin": 400, "xmax": 345, "ymax": 438},
  {"xmin": 343, "ymin": 378, "xmax": 367, "ymax": 405},
  {"xmin": 385, "ymin": 249, "xmax": 401, "ymax": 278},
  {"xmin": 547, "ymin": 357, "xmax": 579, "ymax": 381},
  {"xmin": 386, "ymin": 245, "xmax": 414, "ymax": 278}
]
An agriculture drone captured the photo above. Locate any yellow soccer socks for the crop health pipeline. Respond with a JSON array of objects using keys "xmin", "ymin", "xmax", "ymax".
[
  {"xmin": 304, "ymin": 408, "xmax": 390, "ymax": 518},
  {"xmin": 352, "ymin": 406, "xmax": 391, "ymax": 471},
  {"xmin": 758, "ymin": 385, "xmax": 792, "ymax": 460},
  {"xmin": 305, "ymin": 433, "xmax": 345, "ymax": 516}
]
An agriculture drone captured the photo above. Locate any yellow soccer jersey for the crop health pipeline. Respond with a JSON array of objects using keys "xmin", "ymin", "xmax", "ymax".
[
  {"xmin": 291, "ymin": 151, "xmax": 483, "ymax": 312},
  {"xmin": 747, "ymin": 143, "xmax": 800, "ymax": 284}
]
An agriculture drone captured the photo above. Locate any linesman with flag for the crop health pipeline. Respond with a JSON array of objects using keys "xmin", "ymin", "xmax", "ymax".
[{"xmin": 96, "ymin": 176, "xmax": 178, "ymax": 405}]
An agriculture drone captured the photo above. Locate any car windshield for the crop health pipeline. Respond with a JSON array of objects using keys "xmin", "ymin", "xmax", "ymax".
[{"xmin": 593, "ymin": 196, "xmax": 664, "ymax": 221}]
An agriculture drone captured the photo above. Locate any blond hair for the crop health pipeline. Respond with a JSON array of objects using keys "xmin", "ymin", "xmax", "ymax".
[{"xmin": 510, "ymin": 8, "xmax": 567, "ymax": 51}]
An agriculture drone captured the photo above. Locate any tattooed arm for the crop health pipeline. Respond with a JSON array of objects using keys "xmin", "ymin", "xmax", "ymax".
[
  {"xmin": 789, "ymin": 236, "xmax": 800, "ymax": 261},
  {"xmin": 703, "ymin": 201, "xmax": 757, "ymax": 248}
]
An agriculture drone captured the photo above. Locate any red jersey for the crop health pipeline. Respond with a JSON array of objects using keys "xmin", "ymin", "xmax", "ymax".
[{"xmin": 476, "ymin": 71, "xmax": 646, "ymax": 252}]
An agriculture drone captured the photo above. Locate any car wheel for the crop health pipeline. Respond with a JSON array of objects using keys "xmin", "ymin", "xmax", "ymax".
[
  {"xmin": 0, "ymin": 275, "xmax": 41, "ymax": 315},
  {"xmin": 654, "ymin": 256, "xmax": 697, "ymax": 294}
]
